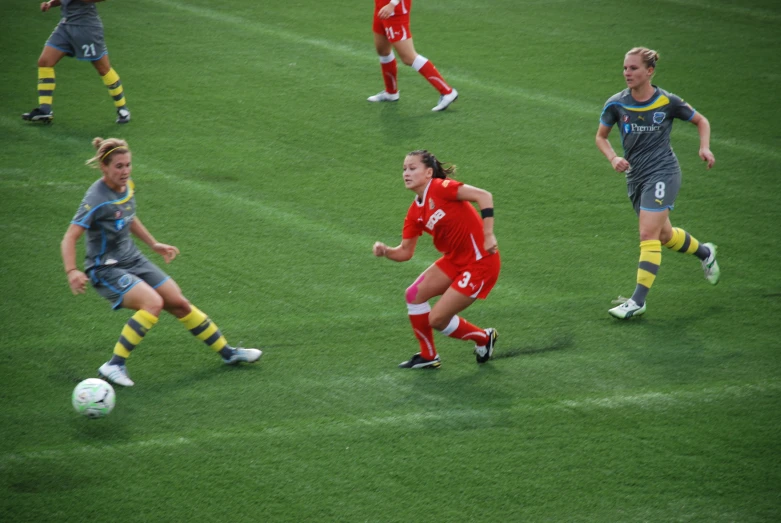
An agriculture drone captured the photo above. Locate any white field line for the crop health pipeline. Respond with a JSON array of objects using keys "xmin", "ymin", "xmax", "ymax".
[
  {"xmin": 139, "ymin": 0, "xmax": 781, "ymax": 161},
  {"xmin": 0, "ymin": 116, "xmax": 430, "ymax": 271},
  {"xmin": 2, "ymin": 381, "xmax": 777, "ymax": 464}
]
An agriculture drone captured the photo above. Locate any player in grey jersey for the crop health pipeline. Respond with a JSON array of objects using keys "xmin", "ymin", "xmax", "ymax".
[
  {"xmin": 22, "ymin": 0, "xmax": 130, "ymax": 124},
  {"xmin": 595, "ymin": 47, "xmax": 720, "ymax": 319},
  {"xmin": 61, "ymin": 138, "xmax": 261, "ymax": 387}
]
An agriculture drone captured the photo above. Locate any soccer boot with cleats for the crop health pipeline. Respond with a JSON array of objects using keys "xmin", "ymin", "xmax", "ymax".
[
  {"xmin": 432, "ymin": 88, "xmax": 458, "ymax": 112},
  {"xmin": 398, "ymin": 352, "xmax": 441, "ymax": 369},
  {"xmin": 222, "ymin": 347, "xmax": 262, "ymax": 365},
  {"xmin": 116, "ymin": 108, "xmax": 131, "ymax": 124},
  {"xmin": 475, "ymin": 328, "xmax": 498, "ymax": 364},
  {"xmin": 701, "ymin": 243, "xmax": 720, "ymax": 285},
  {"xmin": 98, "ymin": 362, "xmax": 135, "ymax": 387},
  {"xmin": 22, "ymin": 108, "xmax": 53, "ymax": 124},
  {"xmin": 367, "ymin": 90, "xmax": 400, "ymax": 103},
  {"xmin": 608, "ymin": 298, "xmax": 646, "ymax": 319}
]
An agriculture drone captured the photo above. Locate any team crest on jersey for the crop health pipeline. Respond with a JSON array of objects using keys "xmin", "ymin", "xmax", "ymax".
[
  {"xmin": 115, "ymin": 210, "xmax": 122, "ymax": 218},
  {"xmin": 429, "ymin": 198, "xmax": 435, "ymax": 210},
  {"xmin": 653, "ymin": 112, "xmax": 666, "ymax": 124},
  {"xmin": 442, "ymin": 180, "xmax": 450, "ymax": 187},
  {"xmin": 622, "ymin": 114, "xmax": 630, "ymax": 123}
]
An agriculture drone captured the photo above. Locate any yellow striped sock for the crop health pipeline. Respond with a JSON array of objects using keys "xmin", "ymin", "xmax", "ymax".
[
  {"xmin": 38, "ymin": 67, "xmax": 55, "ymax": 109},
  {"xmin": 637, "ymin": 240, "xmax": 662, "ymax": 289},
  {"xmin": 113, "ymin": 309, "xmax": 159, "ymax": 358},
  {"xmin": 664, "ymin": 227, "xmax": 700, "ymax": 255},
  {"xmin": 101, "ymin": 68, "xmax": 127, "ymax": 108},
  {"xmin": 178, "ymin": 305, "xmax": 228, "ymax": 351}
]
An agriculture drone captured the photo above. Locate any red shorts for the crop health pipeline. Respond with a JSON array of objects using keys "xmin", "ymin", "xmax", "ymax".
[
  {"xmin": 372, "ymin": 13, "xmax": 412, "ymax": 42},
  {"xmin": 436, "ymin": 253, "xmax": 501, "ymax": 300}
]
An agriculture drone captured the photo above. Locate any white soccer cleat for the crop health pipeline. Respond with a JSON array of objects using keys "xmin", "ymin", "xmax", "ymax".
[
  {"xmin": 222, "ymin": 347, "xmax": 262, "ymax": 365},
  {"xmin": 98, "ymin": 362, "xmax": 135, "ymax": 387},
  {"xmin": 608, "ymin": 298, "xmax": 646, "ymax": 319},
  {"xmin": 116, "ymin": 108, "xmax": 131, "ymax": 124},
  {"xmin": 367, "ymin": 90, "xmax": 400, "ymax": 103},
  {"xmin": 432, "ymin": 88, "xmax": 458, "ymax": 111},
  {"xmin": 701, "ymin": 243, "xmax": 720, "ymax": 285}
]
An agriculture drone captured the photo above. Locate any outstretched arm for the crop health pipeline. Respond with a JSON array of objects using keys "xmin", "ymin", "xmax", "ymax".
[
  {"xmin": 595, "ymin": 124, "xmax": 630, "ymax": 172},
  {"xmin": 691, "ymin": 113, "xmax": 715, "ymax": 169},
  {"xmin": 130, "ymin": 217, "xmax": 180, "ymax": 263},
  {"xmin": 373, "ymin": 236, "xmax": 418, "ymax": 262}
]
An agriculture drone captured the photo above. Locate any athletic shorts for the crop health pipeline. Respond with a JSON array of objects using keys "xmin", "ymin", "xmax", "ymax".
[
  {"xmin": 436, "ymin": 252, "xmax": 501, "ymax": 300},
  {"xmin": 46, "ymin": 22, "xmax": 107, "ymax": 61},
  {"xmin": 372, "ymin": 13, "xmax": 412, "ymax": 42},
  {"xmin": 627, "ymin": 170, "xmax": 682, "ymax": 215},
  {"xmin": 88, "ymin": 255, "xmax": 170, "ymax": 309}
]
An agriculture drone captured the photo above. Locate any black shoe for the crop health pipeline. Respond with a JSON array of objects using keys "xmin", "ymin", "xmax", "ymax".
[
  {"xmin": 116, "ymin": 108, "xmax": 131, "ymax": 124},
  {"xmin": 22, "ymin": 108, "xmax": 53, "ymax": 123},
  {"xmin": 474, "ymin": 328, "xmax": 497, "ymax": 364},
  {"xmin": 398, "ymin": 352, "xmax": 441, "ymax": 369}
]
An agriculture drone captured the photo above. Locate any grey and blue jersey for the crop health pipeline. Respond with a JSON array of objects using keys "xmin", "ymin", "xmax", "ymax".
[
  {"xmin": 59, "ymin": 0, "xmax": 102, "ymax": 27},
  {"xmin": 71, "ymin": 179, "xmax": 141, "ymax": 271},
  {"xmin": 600, "ymin": 86, "xmax": 696, "ymax": 182}
]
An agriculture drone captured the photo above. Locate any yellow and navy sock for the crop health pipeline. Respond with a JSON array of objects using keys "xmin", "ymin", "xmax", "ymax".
[
  {"xmin": 38, "ymin": 67, "xmax": 55, "ymax": 114},
  {"xmin": 665, "ymin": 227, "xmax": 710, "ymax": 261},
  {"xmin": 108, "ymin": 309, "xmax": 159, "ymax": 365},
  {"xmin": 630, "ymin": 240, "xmax": 662, "ymax": 306},
  {"xmin": 178, "ymin": 305, "xmax": 233, "ymax": 358},
  {"xmin": 101, "ymin": 68, "xmax": 127, "ymax": 109}
]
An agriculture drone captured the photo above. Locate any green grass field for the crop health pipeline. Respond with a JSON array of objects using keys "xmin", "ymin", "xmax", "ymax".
[{"xmin": 1, "ymin": 0, "xmax": 780, "ymax": 521}]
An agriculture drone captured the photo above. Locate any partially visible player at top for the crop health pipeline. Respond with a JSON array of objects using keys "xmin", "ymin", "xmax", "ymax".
[
  {"xmin": 373, "ymin": 151, "xmax": 499, "ymax": 368},
  {"xmin": 368, "ymin": 0, "xmax": 458, "ymax": 112},
  {"xmin": 595, "ymin": 47, "xmax": 720, "ymax": 319},
  {"xmin": 22, "ymin": 0, "xmax": 130, "ymax": 124},
  {"xmin": 61, "ymin": 138, "xmax": 261, "ymax": 387}
]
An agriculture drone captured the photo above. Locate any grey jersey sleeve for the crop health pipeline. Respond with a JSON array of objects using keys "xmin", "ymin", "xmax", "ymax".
[
  {"xmin": 72, "ymin": 187, "xmax": 109, "ymax": 229},
  {"xmin": 600, "ymin": 98, "xmax": 620, "ymax": 127},
  {"xmin": 668, "ymin": 92, "xmax": 697, "ymax": 121}
]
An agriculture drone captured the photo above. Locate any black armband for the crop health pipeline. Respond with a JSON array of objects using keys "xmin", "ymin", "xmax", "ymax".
[{"xmin": 480, "ymin": 207, "xmax": 494, "ymax": 219}]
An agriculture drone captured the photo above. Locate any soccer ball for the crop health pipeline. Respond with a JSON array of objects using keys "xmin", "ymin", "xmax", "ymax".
[{"xmin": 72, "ymin": 378, "xmax": 116, "ymax": 418}]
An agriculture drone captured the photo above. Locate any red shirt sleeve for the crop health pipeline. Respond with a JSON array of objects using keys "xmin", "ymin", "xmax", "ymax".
[
  {"xmin": 402, "ymin": 200, "xmax": 423, "ymax": 239},
  {"xmin": 434, "ymin": 178, "xmax": 463, "ymax": 201}
]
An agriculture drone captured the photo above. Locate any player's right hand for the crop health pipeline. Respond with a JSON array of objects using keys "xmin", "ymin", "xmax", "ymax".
[
  {"xmin": 41, "ymin": 1, "xmax": 51, "ymax": 12},
  {"xmin": 68, "ymin": 270, "xmax": 88, "ymax": 295},
  {"xmin": 373, "ymin": 242, "xmax": 388, "ymax": 257},
  {"xmin": 378, "ymin": 4, "xmax": 395, "ymax": 19},
  {"xmin": 611, "ymin": 156, "xmax": 630, "ymax": 173}
]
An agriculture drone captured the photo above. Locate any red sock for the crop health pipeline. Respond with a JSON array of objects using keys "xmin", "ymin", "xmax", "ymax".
[
  {"xmin": 417, "ymin": 60, "xmax": 452, "ymax": 95},
  {"xmin": 381, "ymin": 59, "xmax": 398, "ymax": 94},
  {"xmin": 409, "ymin": 312, "xmax": 437, "ymax": 359},
  {"xmin": 443, "ymin": 316, "xmax": 488, "ymax": 346}
]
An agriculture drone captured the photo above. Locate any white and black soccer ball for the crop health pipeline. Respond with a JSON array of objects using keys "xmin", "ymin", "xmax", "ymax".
[{"xmin": 72, "ymin": 378, "xmax": 116, "ymax": 419}]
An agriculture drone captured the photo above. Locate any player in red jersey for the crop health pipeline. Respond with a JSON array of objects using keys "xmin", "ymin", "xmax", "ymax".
[
  {"xmin": 373, "ymin": 150, "xmax": 500, "ymax": 368},
  {"xmin": 368, "ymin": 0, "xmax": 458, "ymax": 112}
]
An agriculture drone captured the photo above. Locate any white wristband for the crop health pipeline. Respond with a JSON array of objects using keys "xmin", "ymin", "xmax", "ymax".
[{"xmin": 390, "ymin": 0, "xmax": 400, "ymax": 5}]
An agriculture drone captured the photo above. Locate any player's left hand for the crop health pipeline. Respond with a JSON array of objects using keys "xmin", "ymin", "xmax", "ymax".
[
  {"xmin": 699, "ymin": 148, "xmax": 715, "ymax": 169},
  {"xmin": 484, "ymin": 233, "xmax": 498, "ymax": 254},
  {"xmin": 153, "ymin": 243, "xmax": 180, "ymax": 263}
]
